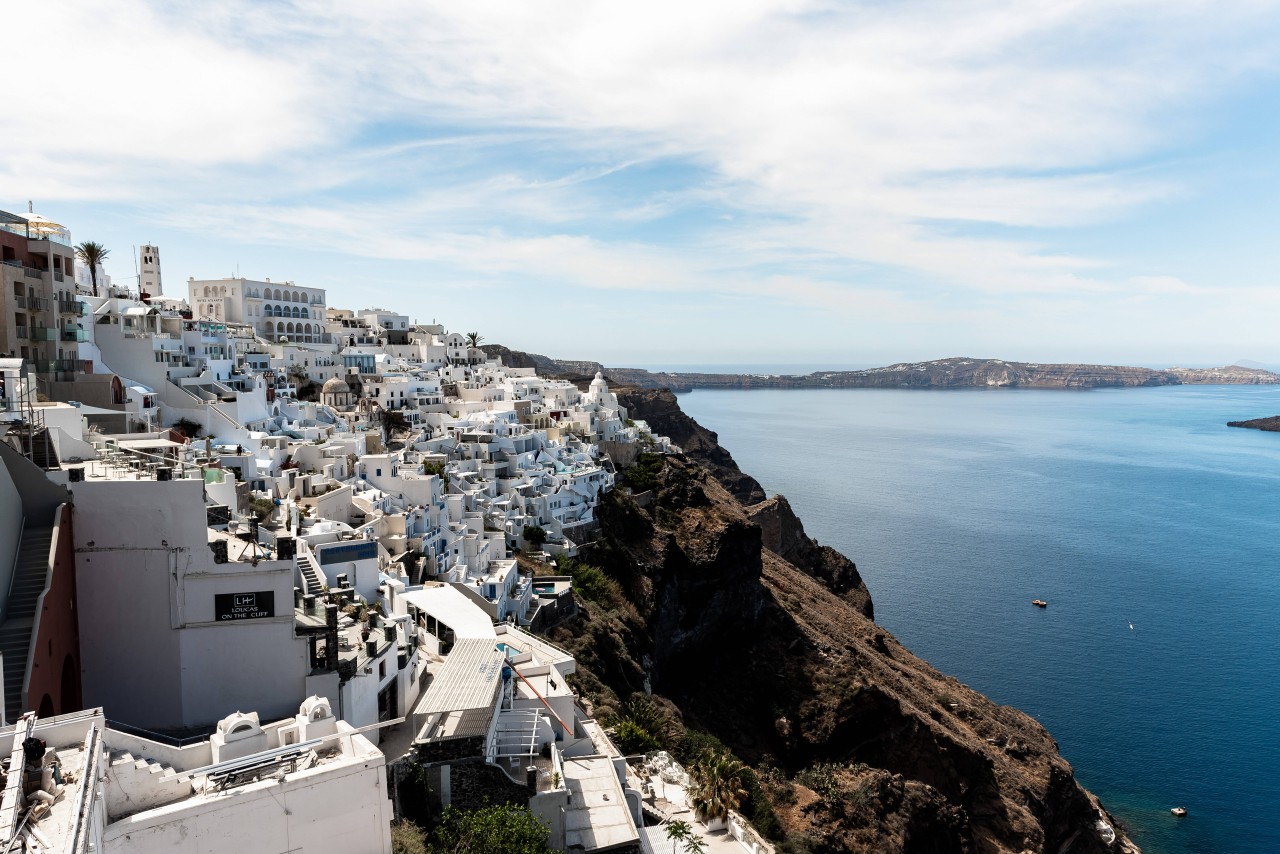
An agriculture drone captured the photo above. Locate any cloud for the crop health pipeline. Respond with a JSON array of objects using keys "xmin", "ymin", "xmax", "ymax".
[{"xmin": 5, "ymin": 0, "xmax": 1280, "ymax": 348}]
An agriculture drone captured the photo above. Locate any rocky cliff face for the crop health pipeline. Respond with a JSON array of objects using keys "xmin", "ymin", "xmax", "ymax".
[
  {"xmin": 546, "ymin": 387, "xmax": 1137, "ymax": 854},
  {"xmin": 614, "ymin": 386, "xmax": 767, "ymax": 505},
  {"xmin": 601, "ymin": 358, "xmax": 1280, "ymax": 392}
]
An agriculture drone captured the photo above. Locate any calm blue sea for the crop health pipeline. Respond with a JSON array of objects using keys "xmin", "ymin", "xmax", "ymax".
[{"xmin": 677, "ymin": 385, "xmax": 1280, "ymax": 854}]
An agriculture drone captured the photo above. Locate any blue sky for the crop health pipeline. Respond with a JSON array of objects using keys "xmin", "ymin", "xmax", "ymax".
[{"xmin": 6, "ymin": 0, "xmax": 1280, "ymax": 369}]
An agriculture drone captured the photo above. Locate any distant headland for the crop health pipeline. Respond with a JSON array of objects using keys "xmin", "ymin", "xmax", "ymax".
[
  {"xmin": 1227, "ymin": 415, "xmax": 1280, "ymax": 432},
  {"xmin": 482, "ymin": 348, "xmax": 1280, "ymax": 392}
]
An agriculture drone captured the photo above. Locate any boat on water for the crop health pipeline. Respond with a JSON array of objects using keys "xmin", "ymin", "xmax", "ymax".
[
  {"xmin": 1171, "ymin": 807, "xmax": 1188, "ymax": 817},
  {"xmin": 1032, "ymin": 599, "xmax": 1048, "ymax": 608}
]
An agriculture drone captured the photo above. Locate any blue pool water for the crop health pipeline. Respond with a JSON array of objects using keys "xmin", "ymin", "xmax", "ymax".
[{"xmin": 678, "ymin": 385, "xmax": 1280, "ymax": 854}]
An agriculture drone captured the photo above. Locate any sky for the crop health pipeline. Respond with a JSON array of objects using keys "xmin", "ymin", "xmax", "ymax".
[{"xmin": 5, "ymin": 0, "xmax": 1280, "ymax": 369}]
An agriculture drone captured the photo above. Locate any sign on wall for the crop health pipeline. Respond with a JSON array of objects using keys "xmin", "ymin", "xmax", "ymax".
[{"xmin": 214, "ymin": 591, "xmax": 275, "ymax": 621}]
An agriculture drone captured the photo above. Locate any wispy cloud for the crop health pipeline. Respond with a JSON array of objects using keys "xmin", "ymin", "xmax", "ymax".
[{"xmin": 5, "ymin": 0, "xmax": 1280, "ymax": 360}]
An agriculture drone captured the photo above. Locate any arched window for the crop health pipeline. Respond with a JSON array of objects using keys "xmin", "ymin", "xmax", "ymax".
[
  {"xmin": 203, "ymin": 286, "xmax": 210, "ymax": 297},
  {"xmin": 304, "ymin": 323, "xmax": 312, "ymax": 333},
  {"xmin": 286, "ymin": 321, "xmax": 295, "ymax": 333},
  {"xmin": 273, "ymin": 288, "xmax": 282, "ymax": 300},
  {"xmin": 301, "ymin": 308, "xmax": 309, "ymax": 319}
]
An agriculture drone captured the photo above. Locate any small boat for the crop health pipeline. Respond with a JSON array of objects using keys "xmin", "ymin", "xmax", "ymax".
[
  {"xmin": 1032, "ymin": 599, "xmax": 1048, "ymax": 608},
  {"xmin": 1171, "ymin": 807, "xmax": 1187, "ymax": 817}
]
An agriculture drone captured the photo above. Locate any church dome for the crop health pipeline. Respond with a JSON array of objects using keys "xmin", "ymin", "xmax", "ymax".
[{"xmin": 322, "ymin": 376, "xmax": 350, "ymax": 394}]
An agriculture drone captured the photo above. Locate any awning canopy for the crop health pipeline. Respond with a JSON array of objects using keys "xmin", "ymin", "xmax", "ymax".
[{"xmin": 400, "ymin": 584, "xmax": 495, "ymax": 639}]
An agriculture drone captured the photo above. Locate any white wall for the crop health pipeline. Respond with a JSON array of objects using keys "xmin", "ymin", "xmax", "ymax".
[
  {"xmin": 102, "ymin": 744, "xmax": 392, "ymax": 854},
  {"xmin": 72, "ymin": 480, "xmax": 311, "ymax": 730}
]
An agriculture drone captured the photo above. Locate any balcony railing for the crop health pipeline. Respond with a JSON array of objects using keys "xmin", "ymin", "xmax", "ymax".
[
  {"xmin": 30, "ymin": 326, "xmax": 56, "ymax": 341},
  {"xmin": 23, "ymin": 266, "xmax": 45, "ymax": 279},
  {"xmin": 58, "ymin": 299, "xmax": 82, "ymax": 314},
  {"xmin": 53, "ymin": 270, "xmax": 64, "ymax": 282},
  {"xmin": 14, "ymin": 326, "xmax": 27, "ymax": 339},
  {"xmin": 13, "ymin": 295, "xmax": 25, "ymax": 309},
  {"xmin": 30, "ymin": 359, "xmax": 91, "ymax": 375},
  {"xmin": 61, "ymin": 329, "xmax": 87, "ymax": 342}
]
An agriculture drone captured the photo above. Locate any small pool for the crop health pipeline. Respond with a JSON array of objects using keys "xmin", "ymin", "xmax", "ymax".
[
  {"xmin": 496, "ymin": 642, "xmax": 522, "ymax": 655},
  {"xmin": 533, "ymin": 583, "xmax": 556, "ymax": 594}
]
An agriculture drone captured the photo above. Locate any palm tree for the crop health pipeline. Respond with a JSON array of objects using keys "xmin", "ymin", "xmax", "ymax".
[
  {"xmin": 688, "ymin": 752, "xmax": 749, "ymax": 824},
  {"xmin": 465, "ymin": 331, "xmax": 483, "ymax": 348},
  {"xmin": 74, "ymin": 241, "xmax": 109, "ymax": 297}
]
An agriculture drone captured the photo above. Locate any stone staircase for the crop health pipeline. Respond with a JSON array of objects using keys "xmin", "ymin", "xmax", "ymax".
[
  {"xmin": 26, "ymin": 428, "xmax": 58, "ymax": 470},
  {"xmin": 298, "ymin": 550, "xmax": 324, "ymax": 595},
  {"xmin": 0, "ymin": 525, "xmax": 53, "ymax": 722},
  {"xmin": 10, "ymin": 425, "xmax": 58, "ymax": 470},
  {"xmin": 105, "ymin": 750, "xmax": 194, "ymax": 819}
]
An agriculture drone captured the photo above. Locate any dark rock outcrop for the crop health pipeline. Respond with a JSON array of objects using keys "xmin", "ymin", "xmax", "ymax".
[
  {"xmin": 748, "ymin": 494, "xmax": 874, "ymax": 619},
  {"xmin": 614, "ymin": 386, "xmax": 767, "ymax": 505},
  {"xmin": 1227, "ymin": 415, "xmax": 1280, "ymax": 432}
]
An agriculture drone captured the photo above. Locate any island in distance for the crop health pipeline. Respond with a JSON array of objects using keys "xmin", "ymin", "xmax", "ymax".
[
  {"xmin": 483, "ymin": 350, "xmax": 1280, "ymax": 392},
  {"xmin": 1227, "ymin": 415, "xmax": 1280, "ymax": 432}
]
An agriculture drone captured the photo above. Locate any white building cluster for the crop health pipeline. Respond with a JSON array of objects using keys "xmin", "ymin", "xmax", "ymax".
[{"xmin": 0, "ymin": 219, "xmax": 778, "ymax": 854}]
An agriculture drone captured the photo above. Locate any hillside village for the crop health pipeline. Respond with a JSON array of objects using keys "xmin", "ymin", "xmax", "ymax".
[{"xmin": 0, "ymin": 208, "xmax": 765, "ymax": 853}]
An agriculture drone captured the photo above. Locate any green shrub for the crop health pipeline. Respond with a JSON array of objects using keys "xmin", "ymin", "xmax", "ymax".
[
  {"xmin": 559, "ymin": 557, "xmax": 623, "ymax": 608},
  {"xmin": 620, "ymin": 452, "xmax": 665, "ymax": 492},
  {"xmin": 427, "ymin": 804, "xmax": 553, "ymax": 853},
  {"xmin": 612, "ymin": 719, "xmax": 660, "ymax": 755}
]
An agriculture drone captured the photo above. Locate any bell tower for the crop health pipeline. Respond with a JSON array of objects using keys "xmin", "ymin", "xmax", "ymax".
[{"xmin": 139, "ymin": 244, "xmax": 162, "ymax": 296}]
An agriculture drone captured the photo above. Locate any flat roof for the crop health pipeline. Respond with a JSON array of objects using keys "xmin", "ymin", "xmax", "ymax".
[
  {"xmin": 401, "ymin": 585, "xmax": 496, "ymax": 639},
  {"xmin": 118, "ymin": 438, "xmax": 184, "ymax": 450},
  {"xmin": 412, "ymin": 637, "xmax": 504, "ymax": 719},
  {"xmin": 562, "ymin": 756, "xmax": 639, "ymax": 852}
]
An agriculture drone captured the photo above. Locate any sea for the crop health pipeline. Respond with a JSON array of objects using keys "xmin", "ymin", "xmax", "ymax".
[{"xmin": 674, "ymin": 383, "xmax": 1280, "ymax": 854}]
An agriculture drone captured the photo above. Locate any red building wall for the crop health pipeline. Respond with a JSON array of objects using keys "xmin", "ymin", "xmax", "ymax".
[{"xmin": 26, "ymin": 503, "xmax": 82, "ymax": 716}]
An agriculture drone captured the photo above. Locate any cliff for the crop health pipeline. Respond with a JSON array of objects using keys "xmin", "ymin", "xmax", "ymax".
[
  {"xmin": 601, "ymin": 358, "xmax": 1280, "ymax": 392},
  {"xmin": 482, "ymin": 347, "xmax": 1279, "ymax": 391},
  {"xmin": 544, "ymin": 387, "xmax": 1136, "ymax": 853},
  {"xmin": 1227, "ymin": 415, "xmax": 1280, "ymax": 432}
]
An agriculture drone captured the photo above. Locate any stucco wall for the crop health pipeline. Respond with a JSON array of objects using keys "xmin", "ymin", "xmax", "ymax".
[
  {"xmin": 72, "ymin": 479, "xmax": 311, "ymax": 730},
  {"xmin": 102, "ymin": 756, "xmax": 393, "ymax": 854}
]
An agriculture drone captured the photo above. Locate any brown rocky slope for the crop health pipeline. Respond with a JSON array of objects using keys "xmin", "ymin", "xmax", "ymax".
[{"xmin": 545, "ymin": 386, "xmax": 1136, "ymax": 853}]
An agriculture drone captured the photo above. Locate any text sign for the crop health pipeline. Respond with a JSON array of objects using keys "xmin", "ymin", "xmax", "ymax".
[{"xmin": 214, "ymin": 591, "xmax": 275, "ymax": 622}]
